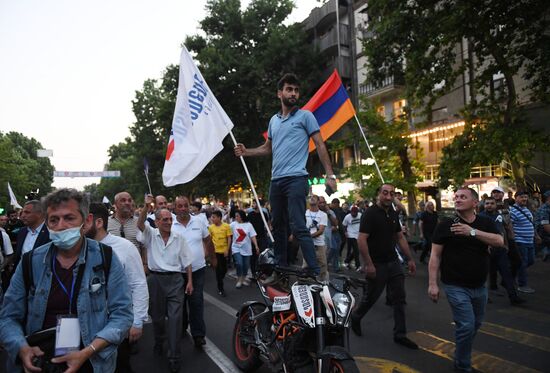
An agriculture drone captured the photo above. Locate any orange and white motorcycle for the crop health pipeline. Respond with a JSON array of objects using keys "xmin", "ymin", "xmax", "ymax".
[{"xmin": 232, "ymin": 250, "xmax": 365, "ymax": 373}]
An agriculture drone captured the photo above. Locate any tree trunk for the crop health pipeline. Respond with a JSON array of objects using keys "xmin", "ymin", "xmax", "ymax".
[{"xmin": 398, "ymin": 146, "xmax": 417, "ymax": 214}]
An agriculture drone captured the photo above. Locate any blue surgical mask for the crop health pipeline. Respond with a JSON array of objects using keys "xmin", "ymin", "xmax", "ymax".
[{"xmin": 49, "ymin": 225, "xmax": 83, "ymax": 250}]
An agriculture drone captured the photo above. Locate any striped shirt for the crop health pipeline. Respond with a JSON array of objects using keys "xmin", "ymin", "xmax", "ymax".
[
  {"xmin": 107, "ymin": 215, "xmax": 142, "ymax": 252},
  {"xmin": 510, "ymin": 205, "xmax": 534, "ymax": 244}
]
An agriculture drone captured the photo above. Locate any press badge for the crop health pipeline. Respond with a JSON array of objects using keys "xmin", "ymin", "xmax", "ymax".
[{"xmin": 55, "ymin": 315, "xmax": 81, "ymax": 356}]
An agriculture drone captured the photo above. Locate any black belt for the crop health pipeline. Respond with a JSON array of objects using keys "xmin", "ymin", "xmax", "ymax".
[{"xmin": 150, "ymin": 270, "xmax": 180, "ymax": 276}]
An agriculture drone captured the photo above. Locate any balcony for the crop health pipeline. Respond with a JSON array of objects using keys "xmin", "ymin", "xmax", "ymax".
[
  {"xmin": 422, "ymin": 163, "xmax": 513, "ymax": 182},
  {"xmin": 314, "ymin": 24, "xmax": 350, "ymax": 54},
  {"xmin": 325, "ymin": 55, "xmax": 352, "ymax": 79},
  {"xmin": 303, "ymin": 0, "xmax": 349, "ymax": 32},
  {"xmin": 359, "ymin": 74, "xmax": 405, "ymax": 100}
]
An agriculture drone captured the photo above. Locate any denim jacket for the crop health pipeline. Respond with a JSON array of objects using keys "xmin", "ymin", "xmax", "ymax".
[{"xmin": 0, "ymin": 238, "xmax": 133, "ymax": 372}]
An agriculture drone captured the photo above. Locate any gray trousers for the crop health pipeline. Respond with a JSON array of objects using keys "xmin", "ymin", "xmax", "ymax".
[{"xmin": 149, "ymin": 272, "xmax": 184, "ymax": 362}]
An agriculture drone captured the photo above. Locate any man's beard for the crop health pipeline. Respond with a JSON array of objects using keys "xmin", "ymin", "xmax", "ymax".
[
  {"xmin": 282, "ymin": 97, "xmax": 297, "ymax": 108},
  {"xmin": 85, "ymin": 224, "xmax": 97, "ymax": 239}
]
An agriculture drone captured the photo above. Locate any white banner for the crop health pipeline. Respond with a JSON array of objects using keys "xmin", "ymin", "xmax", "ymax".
[
  {"xmin": 7, "ymin": 182, "xmax": 22, "ymax": 209},
  {"xmin": 54, "ymin": 171, "xmax": 121, "ymax": 178},
  {"xmin": 162, "ymin": 46, "xmax": 234, "ymax": 186}
]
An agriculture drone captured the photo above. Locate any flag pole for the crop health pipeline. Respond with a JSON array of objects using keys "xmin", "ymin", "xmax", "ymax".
[
  {"xmin": 353, "ymin": 114, "xmax": 385, "ymax": 184},
  {"xmin": 144, "ymin": 171, "xmax": 153, "ymax": 196},
  {"xmin": 228, "ymin": 130, "xmax": 275, "ymax": 243}
]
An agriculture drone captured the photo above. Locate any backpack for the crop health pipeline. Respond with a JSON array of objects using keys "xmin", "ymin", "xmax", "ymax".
[{"xmin": 22, "ymin": 242, "xmax": 112, "ymax": 297}]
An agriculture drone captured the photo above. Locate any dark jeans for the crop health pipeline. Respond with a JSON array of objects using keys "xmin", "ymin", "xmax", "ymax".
[
  {"xmin": 507, "ymin": 240, "xmax": 522, "ymax": 280},
  {"xmin": 183, "ymin": 267, "xmax": 206, "ymax": 337},
  {"xmin": 489, "ymin": 247, "xmax": 518, "ymax": 299},
  {"xmin": 269, "ymin": 176, "xmax": 319, "ymax": 275},
  {"xmin": 215, "ymin": 253, "xmax": 227, "ymax": 292},
  {"xmin": 420, "ymin": 235, "xmax": 432, "ymax": 263},
  {"xmin": 115, "ymin": 338, "xmax": 133, "ymax": 373},
  {"xmin": 345, "ymin": 238, "xmax": 360, "ymax": 267},
  {"xmin": 352, "ymin": 260, "xmax": 407, "ymax": 338}
]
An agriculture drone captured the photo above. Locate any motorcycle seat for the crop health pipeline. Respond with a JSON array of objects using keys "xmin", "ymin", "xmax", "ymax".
[{"xmin": 266, "ymin": 286, "xmax": 289, "ymax": 301}]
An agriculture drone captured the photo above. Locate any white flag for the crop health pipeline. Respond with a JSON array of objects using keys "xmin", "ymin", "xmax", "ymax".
[
  {"xmin": 162, "ymin": 46, "xmax": 234, "ymax": 187},
  {"xmin": 102, "ymin": 196, "xmax": 110, "ymax": 204},
  {"xmin": 7, "ymin": 182, "xmax": 22, "ymax": 209}
]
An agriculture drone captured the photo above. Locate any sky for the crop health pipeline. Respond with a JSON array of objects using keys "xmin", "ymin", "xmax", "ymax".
[{"xmin": 0, "ymin": 0, "xmax": 321, "ymax": 191}]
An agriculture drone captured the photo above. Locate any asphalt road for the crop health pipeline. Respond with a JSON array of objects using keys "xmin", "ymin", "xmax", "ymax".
[
  {"xmin": 2, "ymin": 251, "xmax": 549, "ymax": 373},
  {"xmin": 127, "ymin": 252, "xmax": 550, "ymax": 373}
]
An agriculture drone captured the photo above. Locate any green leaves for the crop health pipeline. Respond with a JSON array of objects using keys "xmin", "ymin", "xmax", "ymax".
[{"xmin": 0, "ymin": 132, "xmax": 54, "ymax": 209}]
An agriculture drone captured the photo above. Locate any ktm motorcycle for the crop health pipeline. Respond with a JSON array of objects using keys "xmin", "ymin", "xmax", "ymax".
[{"xmin": 232, "ymin": 251, "xmax": 366, "ymax": 373}]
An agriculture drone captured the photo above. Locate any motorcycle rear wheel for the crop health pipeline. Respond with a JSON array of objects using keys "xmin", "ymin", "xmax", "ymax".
[
  {"xmin": 328, "ymin": 358, "xmax": 360, "ymax": 373},
  {"xmin": 232, "ymin": 305, "xmax": 264, "ymax": 372}
]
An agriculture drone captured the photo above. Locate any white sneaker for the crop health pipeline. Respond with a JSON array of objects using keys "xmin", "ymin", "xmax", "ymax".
[
  {"xmin": 242, "ymin": 278, "xmax": 251, "ymax": 286},
  {"xmin": 517, "ymin": 286, "xmax": 535, "ymax": 294},
  {"xmin": 236, "ymin": 280, "xmax": 243, "ymax": 289}
]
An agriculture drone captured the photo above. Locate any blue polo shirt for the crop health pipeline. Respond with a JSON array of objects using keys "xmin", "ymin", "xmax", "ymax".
[{"xmin": 267, "ymin": 108, "xmax": 320, "ymax": 180}]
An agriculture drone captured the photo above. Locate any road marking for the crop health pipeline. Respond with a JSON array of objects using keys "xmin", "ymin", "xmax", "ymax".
[
  {"xmin": 204, "ymin": 292, "xmax": 239, "ymax": 318},
  {"xmin": 497, "ymin": 307, "xmax": 550, "ymax": 324},
  {"xmin": 408, "ymin": 331, "xmax": 542, "ymax": 373},
  {"xmin": 480, "ymin": 322, "xmax": 550, "ymax": 353},
  {"xmin": 186, "ymin": 329, "xmax": 240, "ymax": 373},
  {"xmin": 354, "ymin": 357, "xmax": 420, "ymax": 373}
]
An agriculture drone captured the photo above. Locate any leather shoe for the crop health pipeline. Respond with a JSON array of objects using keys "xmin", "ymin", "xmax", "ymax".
[
  {"xmin": 153, "ymin": 343, "xmax": 163, "ymax": 356},
  {"xmin": 350, "ymin": 314, "xmax": 362, "ymax": 336},
  {"xmin": 394, "ymin": 336, "xmax": 418, "ymax": 349},
  {"xmin": 169, "ymin": 360, "xmax": 181, "ymax": 373},
  {"xmin": 194, "ymin": 336, "xmax": 206, "ymax": 347}
]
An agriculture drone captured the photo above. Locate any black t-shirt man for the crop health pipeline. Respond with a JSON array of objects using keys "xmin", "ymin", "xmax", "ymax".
[
  {"xmin": 359, "ymin": 204, "xmax": 401, "ymax": 263},
  {"xmin": 432, "ymin": 215, "xmax": 499, "ymax": 288},
  {"xmin": 420, "ymin": 211, "xmax": 439, "ymax": 237}
]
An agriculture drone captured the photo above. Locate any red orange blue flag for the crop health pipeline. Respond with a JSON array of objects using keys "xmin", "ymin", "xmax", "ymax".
[{"xmin": 303, "ymin": 69, "xmax": 355, "ymax": 152}]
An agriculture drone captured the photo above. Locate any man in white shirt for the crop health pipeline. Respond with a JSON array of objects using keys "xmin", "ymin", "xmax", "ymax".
[
  {"xmin": 343, "ymin": 206, "xmax": 362, "ymax": 270},
  {"xmin": 86, "ymin": 203, "xmax": 149, "ymax": 373},
  {"xmin": 138, "ymin": 195, "xmax": 193, "ymax": 373},
  {"xmin": 305, "ymin": 195, "xmax": 329, "ymax": 281},
  {"xmin": 0, "ymin": 222, "xmax": 14, "ymax": 300},
  {"xmin": 172, "ymin": 196, "xmax": 215, "ymax": 348}
]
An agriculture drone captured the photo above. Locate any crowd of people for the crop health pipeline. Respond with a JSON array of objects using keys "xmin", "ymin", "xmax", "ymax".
[{"xmin": 0, "ymin": 72, "xmax": 548, "ymax": 373}]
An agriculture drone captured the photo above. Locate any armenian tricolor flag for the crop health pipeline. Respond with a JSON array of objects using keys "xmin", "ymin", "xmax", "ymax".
[
  {"xmin": 262, "ymin": 69, "xmax": 356, "ymax": 152},
  {"xmin": 303, "ymin": 69, "xmax": 356, "ymax": 152}
]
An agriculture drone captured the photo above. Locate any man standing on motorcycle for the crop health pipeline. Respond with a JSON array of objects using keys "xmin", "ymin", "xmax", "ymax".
[
  {"xmin": 234, "ymin": 73, "xmax": 337, "ymax": 275},
  {"xmin": 351, "ymin": 183, "xmax": 419, "ymax": 350}
]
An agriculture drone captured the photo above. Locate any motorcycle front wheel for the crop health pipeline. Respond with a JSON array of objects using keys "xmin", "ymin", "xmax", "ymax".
[
  {"xmin": 328, "ymin": 358, "xmax": 360, "ymax": 373},
  {"xmin": 232, "ymin": 305, "xmax": 264, "ymax": 372}
]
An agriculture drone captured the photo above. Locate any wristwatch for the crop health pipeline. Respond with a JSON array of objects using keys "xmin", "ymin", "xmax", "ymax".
[
  {"xmin": 470, "ymin": 228, "xmax": 476, "ymax": 237},
  {"xmin": 327, "ymin": 174, "xmax": 337, "ymax": 180}
]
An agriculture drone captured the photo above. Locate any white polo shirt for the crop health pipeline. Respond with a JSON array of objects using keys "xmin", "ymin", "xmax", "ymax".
[
  {"xmin": 100, "ymin": 233, "xmax": 149, "ymax": 328},
  {"xmin": 140, "ymin": 223, "xmax": 192, "ymax": 273},
  {"xmin": 172, "ymin": 216, "xmax": 209, "ymax": 272}
]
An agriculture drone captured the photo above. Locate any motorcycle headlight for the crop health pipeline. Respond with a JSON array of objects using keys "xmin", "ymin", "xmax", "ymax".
[{"xmin": 332, "ymin": 293, "xmax": 351, "ymax": 320}]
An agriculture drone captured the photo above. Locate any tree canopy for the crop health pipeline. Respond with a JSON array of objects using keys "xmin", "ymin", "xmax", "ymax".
[
  {"xmin": 363, "ymin": 0, "xmax": 550, "ymax": 187},
  {"xmin": 90, "ymin": 0, "xmax": 324, "ymax": 202},
  {"xmin": 0, "ymin": 131, "xmax": 54, "ymax": 210}
]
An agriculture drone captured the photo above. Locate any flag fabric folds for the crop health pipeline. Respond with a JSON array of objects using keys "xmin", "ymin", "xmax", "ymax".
[
  {"xmin": 162, "ymin": 46, "xmax": 234, "ymax": 186},
  {"xmin": 7, "ymin": 182, "xmax": 22, "ymax": 209},
  {"xmin": 303, "ymin": 69, "xmax": 355, "ymax": 152}
]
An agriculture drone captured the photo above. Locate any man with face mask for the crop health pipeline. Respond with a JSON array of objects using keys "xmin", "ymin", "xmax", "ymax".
[{"xmin": 0, "ymin": 188, "xmax": 133, "ymax": 373}]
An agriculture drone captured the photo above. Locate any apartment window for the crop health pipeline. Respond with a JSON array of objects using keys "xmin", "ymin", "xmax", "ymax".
[
  {"xmin": 393, "ymin": 99, "xmax": 407, "ymax": 119},
  {"xmin": 376, "ymin": 105, "xmax": 385, "ymax": 119}
]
